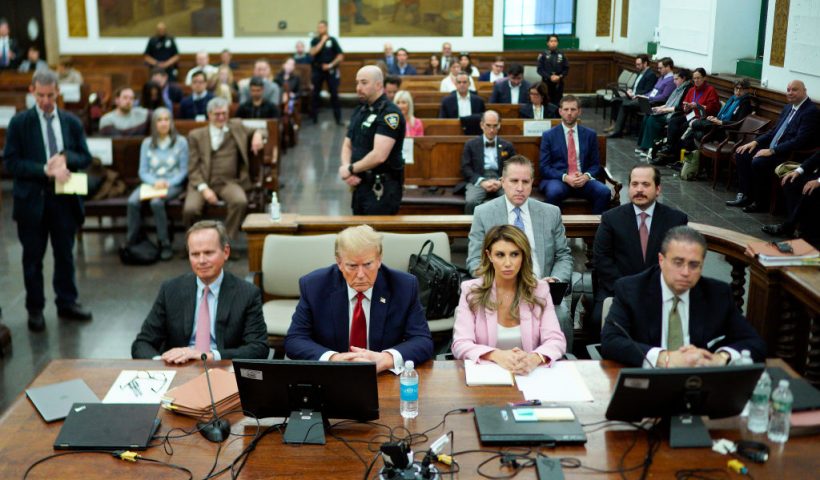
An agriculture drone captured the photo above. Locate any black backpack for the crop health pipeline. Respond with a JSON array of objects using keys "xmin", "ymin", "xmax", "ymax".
[
  {"xmin": 408, "ymin": 240, "xmax": 467, "ymax": 320},
  {"xmin": 119, "ymin": 237, "xmax": 160, "ymax": 265}
]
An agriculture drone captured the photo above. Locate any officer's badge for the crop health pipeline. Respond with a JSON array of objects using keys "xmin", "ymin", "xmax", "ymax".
[
  {"xmin": 384, "ymin": 113, "xmax": 400, "ymax": 130},
  {"xmin": 501, "ymin": 150, "xmax": 509, "ymax": 158}
]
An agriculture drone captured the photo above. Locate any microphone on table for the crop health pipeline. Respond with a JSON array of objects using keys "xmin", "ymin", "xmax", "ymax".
[{"xmin": 197, "ymin": 353, "xmax": 231, "ymax": 442}]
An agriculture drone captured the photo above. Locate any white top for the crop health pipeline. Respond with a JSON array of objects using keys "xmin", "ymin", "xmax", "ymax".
[
  {"xmin": 509, "ymin": 82, "xmax": 521, "ymax": 104},
  {"xmin": 440, "ymin": 75, "xmax": 477, "ymax": 93},
  {"xmin": 457, "ymin": 93, "xmax": 473, "ymax": 117},
  {"xmin": 482, "ymin": 134, "xmax": 497, "ymax": 171},
  {"xmin": 488, "ymin": 71, "xmax": 505, "ymax": 83},
  {"xmin": 496, "ymin": 324, "xmax": 523, "ymax": 350},
  {"xmin": 504, "ymin": 196, "xmax": 542, "ymax": 278},
  {"xmin": 189, "ymin": 270, "xmax": 224, "ymax": 360}
]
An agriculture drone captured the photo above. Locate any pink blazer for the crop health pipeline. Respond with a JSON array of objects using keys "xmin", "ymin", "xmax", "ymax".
[
  {"xmin": 406, "ymin": 117, "xmax": 424, "ymax": 137},
  {"xmin": 452, "ymin": 278, "xmax": 566, "ymax": 363}
]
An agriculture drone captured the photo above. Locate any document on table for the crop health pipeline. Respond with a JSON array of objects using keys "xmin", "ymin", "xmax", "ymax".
[
  {"xmin": 402, "ymin": 137, "xmax": 414, "ymax": 164},
  {"xmin": 464, "ymin": 360, "xmax": 514, "ymax": 386},
  {"xmin": 103, "ymin": 370, "xmax": 176, "ymax": 404},
  {"xmin": 515, "ymin": 361, "xmax": 594, "ymax": 402},
  {"xmin": 55, "ymin": 173, "xmax": 88, "ymax": 195}
]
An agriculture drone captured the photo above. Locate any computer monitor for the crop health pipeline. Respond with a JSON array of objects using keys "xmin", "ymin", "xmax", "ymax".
[
  {"xmin": 232, "ymin": 359, "xmax": 379, "ymax": 445},
  {"xmin": 605, "ymin": 364, "xmax": 765, "ymax": 448}
]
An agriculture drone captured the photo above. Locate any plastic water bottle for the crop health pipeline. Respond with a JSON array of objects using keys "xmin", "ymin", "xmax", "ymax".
[
  {"xmin": 400, "ymin": 360, "xmax": 419, "ymax": 419},
  {"xmin": 768, "ymin": 380, "xmax": 793, "ymax": 443},
  {"xmin": 747, "ymin": 370, "xmax": 771, "ymax": 433},
  {"xmin": 269, "ymin": 192, "xmax": 281, "ymax": 221},
  {"xmin": 739, "ymin": 349, "xmax": 753, "ymax": 366}
]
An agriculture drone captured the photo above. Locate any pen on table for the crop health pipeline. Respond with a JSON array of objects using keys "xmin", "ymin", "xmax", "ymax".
[{"xmin": 509, "ymin": 399, "xmax": 541, "ymax": 407}]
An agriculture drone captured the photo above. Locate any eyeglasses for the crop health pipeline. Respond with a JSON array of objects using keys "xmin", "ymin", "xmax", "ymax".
[{"xmin": 119, "ymin": 371, "xmax": 169, "ymax": 397}]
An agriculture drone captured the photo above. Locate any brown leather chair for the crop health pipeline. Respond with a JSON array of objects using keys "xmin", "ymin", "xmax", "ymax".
[{"xmin": 698, "ymin": 114, "xmax": 770, "ymax": 189}]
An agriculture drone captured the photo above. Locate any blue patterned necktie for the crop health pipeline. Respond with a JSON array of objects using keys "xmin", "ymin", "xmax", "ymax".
[
  {"xmin": 44, "ymin": 113, "xmax": 58, "ymax": 157},
  {"xmin": 513, "ymin": 207, "xmax": 525, "ymax": 231},
  {"xmin": 771, "ymin": 108, "xmax": 796, "ymax": 148}
]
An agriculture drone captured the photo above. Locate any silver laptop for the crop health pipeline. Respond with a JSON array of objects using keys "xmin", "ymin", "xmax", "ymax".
[{"xmin": 26, "ymin": 379, "xmax": 99, "ymax": 422}]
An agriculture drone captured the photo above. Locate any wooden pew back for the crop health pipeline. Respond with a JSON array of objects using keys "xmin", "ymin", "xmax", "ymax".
[
  {"xmin": 414, "ymin": 102, "xmax": 521, "ymax": 119},
  {"xmin": 421, "ymin": 118, "xmax": 560, "ymax": 136}
]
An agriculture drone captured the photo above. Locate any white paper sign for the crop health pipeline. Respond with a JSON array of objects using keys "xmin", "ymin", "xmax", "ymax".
[
  {"xmin": 523, "ymin": 120, "xmax": 553, "ymax": 137},
  {"xmin": 242, "ymin": 119, "xmax": 267, "ymax": 130},
  {"xmin": 402, "ymin": 137, "xmax": 414, "ymax": 164},
  {"xmin": 0, "ymin": 106, "xmax": 16, "ymax": 128},
  {"xmin": 86, "ymin": 137, "xmax": 113, "ymax": 165},
  {"xmin": 60, "ymin": 83, "xmax": 82, "ymax": 103}
]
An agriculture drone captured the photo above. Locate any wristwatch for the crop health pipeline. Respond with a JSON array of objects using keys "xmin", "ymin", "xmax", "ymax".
[{"xmin": 348, "ymin": 163, "xmax": 355, "ymax": 175}]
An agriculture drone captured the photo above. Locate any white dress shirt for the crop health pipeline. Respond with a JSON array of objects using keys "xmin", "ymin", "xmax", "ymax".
[
  {"xmin": 457, "ymin": 93, "xmax": 472, "ymax": 118},
  {"xmin": 318, "ymin": 285, "xmax": 404, "ymax": 374},
  {"xmin": 504, "ymin": 196, "xmax": 542, "ymax": 278},
  {"xmin": 532, "ymin": 105, "xmax": 544, "ymax": 120},
  {"xmin": 188, "ymin": 270, "xmax": 224, "ymax": 360},
  {"xmin": 633, "ymin": 202, "xmax": 656, "ymax": 231},
  {"xmin": 482, "ymin": 135, "xmax": 498, "ymax": 172},
  {"xmin": 560, "ymin": 123, "xmax": 584, "ymax": 180},
  {"xmin": 488, "ymin": 71, "xmax": 505, "ymax": 83},
  {"xmin": 35, "ymin": 105, "xmax": 64, "ymax": 162},
  {"xmin": 509, "ymin": 82, "xmax": 521, "ymax": 104}
]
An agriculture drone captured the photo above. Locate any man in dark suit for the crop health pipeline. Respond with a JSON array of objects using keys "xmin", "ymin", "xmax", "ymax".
[
  {"xmin": 149, "ymin": 67, "xmax": 183, "ymax": 110},
  {"xmin": 3, "ymin": 70, "xmax": 93, "ymax": 331},
  {"xmin": 605, "ymin": 54, "xmax": 658, "ymax": 135},
  {"xmin": 179, "ymin": 70, "xmax": 214, "ymax": 120},
  {"xmin": 132, "ymin": 221, "xmax": 269, "ymax": 363},
  {"xmin": 601, "ymin": 226, "xmax": 766, "ymax": 367},
  {"xmin": 728, "ymin": 80, "xmax": 819, "ymax": 212},
  {"xmin": 439, "ymin": 72, "xmax": 485, "ymax": 119},
  {"xmin": 387, "ymin": 48, "xmax": 417, "ymax": 76},
  {"xmin": 488, "ymin": 64, "xmax": 531, "ymax": 105},
  {"xmin": 460, "ymin": 110, "xmax": 516, "ymax": 214},
  {"xmin": 593, "ymin": 165, "xmax": 688, "ymax": 325},
  {"xmin": 479, "ymin": 56, "xmax": 506, "ymax": 82},
  {"xmin": 539, "ymin": 95, "xmax": 610, "ymax": 213},
  {"xmin": 763, "ymin": 151, "xmax": 820, "ymax": 247},
  {"xmin": 0, "ymin": 19, "xmax": 20, "ymax": 69},
  {"xmin": 284, "ymin": 225, "xmax": 433, "ymax": 373}
]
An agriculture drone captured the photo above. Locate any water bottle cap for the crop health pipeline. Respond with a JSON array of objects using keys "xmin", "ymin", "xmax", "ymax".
[
  {"xmin": 404, "ymin": 360, "xmax": 414, "ymax": 369},
  {"xmin": 778, "ymin": 379, "xmax": 789, "ymax": 388},
  {"xmin": 741, "ymin": 350, "xmax": 751, "ymax": 357}
]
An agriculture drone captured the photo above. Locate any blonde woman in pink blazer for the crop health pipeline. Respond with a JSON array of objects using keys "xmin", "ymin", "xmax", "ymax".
[{"xmin": 452, "ymin": 225, "xmax": 566, "ymax": 374}]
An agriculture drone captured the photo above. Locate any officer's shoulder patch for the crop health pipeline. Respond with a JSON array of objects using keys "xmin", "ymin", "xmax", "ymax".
[{"xmin": 384, "ymin": 113, "xmax": 400, "ymax": 130}]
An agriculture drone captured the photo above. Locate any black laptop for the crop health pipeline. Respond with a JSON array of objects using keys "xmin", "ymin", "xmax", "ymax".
[
  {"xmin": 474, "ymin": 406, "xmax": 587, "ymax": 445},
  {"xmin": 53, "ymin": 403, "xmax": 161, "ymax": 450}
]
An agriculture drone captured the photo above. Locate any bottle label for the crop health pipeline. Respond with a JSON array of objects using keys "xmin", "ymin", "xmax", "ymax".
[
  {"xmin": 400, "ymin": 382, "xmax": 418, "ymax": 401},
  {"xmin": 772, "ymin": 400, "xmax": 792, "ymax": 413}
]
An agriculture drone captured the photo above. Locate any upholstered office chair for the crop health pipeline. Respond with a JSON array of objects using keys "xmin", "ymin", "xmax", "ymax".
[{"xmin": 586, "ymin": 297, "xmax": 613, "ymax": 360}]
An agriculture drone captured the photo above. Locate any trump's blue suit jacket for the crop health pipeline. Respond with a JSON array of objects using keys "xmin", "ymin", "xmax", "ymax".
[
  {"xmin": 284, "ymin": 265, "xmax": 434, "ymax": 365},
  {"xmin": 539, "ymin": 124, "xmax": 601, "ymax": 188}
]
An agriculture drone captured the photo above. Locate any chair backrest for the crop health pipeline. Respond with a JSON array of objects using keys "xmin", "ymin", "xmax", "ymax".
[
  {"xmin": 261, "ymin": 234, "xmax": 337, "ymax": 296},
  {"xmin": 621, "ymin": 70, "xmax": 637, "ymax": 89},
  {"xmin": 381, "ymin": 232, "xmax": 451, "ymax": 272},
  {"xmin": 735, "ymin": 114, "xmax": 771, "ymax": 145},
  {"xmin": 523, "ymin": 65, "xmax": 541, "ymax": 86}
]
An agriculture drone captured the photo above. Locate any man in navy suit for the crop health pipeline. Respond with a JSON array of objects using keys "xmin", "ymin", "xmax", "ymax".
[
  {"xmin": 439, "ymin": 72, "xmax": 485, "ymax": 118},
  {"xmin": 460, "ymin": 110, "xmax": 516, "ymax": 214},
  {"xmin": 179, "ymin": 70, "xmax": 214, "ymax": 120},
  {"xmin": 763, "ymin": 151, "xmax": 820, "ymax": 247},
  {"xmin": 479, "ymin": 56, "xmax": 506, "ymax": 82},
  {"xmin": 539, "ymin": 95, "xmax": 610, "ymax": 213},
  {"xmin": 387, "ymin": 48, "xmax": 417, "ymax": 76},
  {"xmin": 593, "ymin": 165, "xmax": 688, "ymax": 325},
  {"xmin": 488, "ymin": 64, "xmax": 531, "ymax": 105},
  {"xmin": 285, "ymin": 225, "xmax": 433, "ymax": 373},
  {"xmin": 729, "ymin": 80, "xmax": 819, "ymax": 212},
  {"xmin": 601, "ymin": 226, "xmax": 765, "ymax": 367},
  {"xmin": 3, "ymin": 70, "xmax": 93, "ymax": 331}
]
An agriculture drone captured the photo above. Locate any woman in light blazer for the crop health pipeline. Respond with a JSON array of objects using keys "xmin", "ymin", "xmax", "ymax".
[{"xmin": 452, "ymin": 225, "xmax": 566, "ymax": 374}]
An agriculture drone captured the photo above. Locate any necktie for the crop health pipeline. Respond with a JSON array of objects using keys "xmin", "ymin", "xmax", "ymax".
[
  {"xmin": 195, "ymin": 286, "xmax": 211, "ymax": 353},
  {"xmin": 1, "ymin": 39, "xmax": 7, "ymax": 67},
  {"xmin": 639, "ymin": 212, "xmax": 649, "ymax": 260},
  {"xmin": 350, "ymin": 292, "xmax": 367, "ymax": 350},
  {"xmin": 513, "ymin": 207, "xmax": 525, "ymax": 231},
  {"xmin": 667, "ymin": 296, "xmax": 683, "ymax": 351},
  {"xmin": 771, "ymin": 108, "xmax": 797, "ymax": 148},
  {"xmin": 44, "ymin": 113, "xmax": 58, "ymax": 158},
  {"xmin": 485, "ymin": 141, "xmax": 495, "ymax": 148},
  {"xmin": 567, "ymin": 128, "xmax": 578, "ymax": 176}
]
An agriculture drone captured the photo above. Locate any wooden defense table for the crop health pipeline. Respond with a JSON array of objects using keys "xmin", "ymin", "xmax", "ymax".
[{"xmin": 2, "ymin": 359, "xmax": 816, "ymax": 479}]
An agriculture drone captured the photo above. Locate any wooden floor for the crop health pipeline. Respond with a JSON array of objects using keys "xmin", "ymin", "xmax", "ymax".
[{"xmin": 0, "ymin": 106, "xmax": 787, "ymax": 414}]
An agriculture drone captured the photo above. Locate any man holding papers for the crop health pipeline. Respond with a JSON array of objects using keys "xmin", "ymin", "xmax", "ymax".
[
  {"xmin": 601, "ymin": 226, "xmax": 765, "ymax": 367},
  {"xmin": 132, "ymin": 221, "xmax": 269, "ymax": 363},
  {"xmin": 3, "ymin": 69, "xmax": 93, "ymax": 331},
  {"xmin": 453, "ymin": 225, "xmax": 566, "ymax": 375}
]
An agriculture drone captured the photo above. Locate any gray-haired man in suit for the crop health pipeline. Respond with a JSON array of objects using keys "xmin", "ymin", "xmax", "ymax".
[
  {"xmin": 132, "ymin": 220, "xmax": 269, "ymax": 363},
  {"xmin": 467, "ymin": 155, "xmax": 575, "ymax": 347}
]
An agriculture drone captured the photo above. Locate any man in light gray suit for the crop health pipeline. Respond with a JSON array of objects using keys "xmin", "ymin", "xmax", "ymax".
[{"xmin": 467, "ymin": 155, "xmax": 575, "ymax": 347}]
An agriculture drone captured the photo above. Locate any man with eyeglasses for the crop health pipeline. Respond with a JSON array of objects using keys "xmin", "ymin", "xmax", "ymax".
[
  {"xmin": 285, "ymin": 225, "xmax": 433, "ymax": 373},
  {"xmin": 132, "ymin": 220, "xmax": 269, "ymax": 363},
  {"xmin": 439, "ymin": 72, "xmax": 485, "ymax": 118},
  {"xmin": 459, "ymin": 110, "xmax": 516, "ymax": 214},
  {"xmin": 479, "ymin": 56, "xmax": 506, "ymax": 82},
  {"xmin": 604, "ymin": 54, "xmax": 657, "ymax": 135},
  {"xmin": 600, "ymin": 226, "xmax": 765, "ymax": 368},
  {"xmin": 489, "ymin": 63, "xmax": 531, "ymax": 105}
]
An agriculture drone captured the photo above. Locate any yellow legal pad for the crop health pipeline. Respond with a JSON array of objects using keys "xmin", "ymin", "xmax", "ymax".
[{"xmin": 55, "ymin": 173, "xmax": 88, "ymax": 195}]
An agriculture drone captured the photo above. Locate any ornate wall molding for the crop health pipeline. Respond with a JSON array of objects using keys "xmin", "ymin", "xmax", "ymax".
[
  {"xmin": 66, "ymin": 0, "xmax": 88, "ymax": 38},
  {"xmin": 770, "ymin": 0, "xmax": 790, "ymax": 67}
]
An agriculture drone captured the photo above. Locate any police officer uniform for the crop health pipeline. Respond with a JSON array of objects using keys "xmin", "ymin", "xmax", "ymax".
[
  {"xmin": 347, "ymin": 94, "xmax": 406, "ymax": 215},
  {"xmin": 310, "ymin": 34, "xmax": 343, "ymax": 123},
  {"xmin": 537, "ymin": 48, "xmax": 569, "ymax": 107},
  {"xmin": 144, "ymin": 34, "xmax": 179, "ymax": 80}
]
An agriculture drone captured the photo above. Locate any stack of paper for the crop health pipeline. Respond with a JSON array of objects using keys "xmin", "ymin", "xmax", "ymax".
[
  {"xmin": 139, "ymin": 184, "xmax": 169, "ymax": 200},
  {"xmin": 747, "ymin": 239, "xmax": 819, "ymax": 267},
  {"xmin": 514, "ymin": 362, "xmax": 594, "ymax": 403},
  {"xmin": 161, "ymin": 369, "xmax": 240, "ymax": 418},
  {"xmin": 464, "ymin": 360, "xmax": 515, "ymax": 386}
]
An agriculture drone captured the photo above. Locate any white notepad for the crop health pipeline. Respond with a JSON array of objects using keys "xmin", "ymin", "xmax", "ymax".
[
  {"xmin": 515, "ymin": 361, "xmax": 594, "ymax": 402},
  {"xmin": 464, "ymin": 360, "xmax": 514, "ymax": 386}
]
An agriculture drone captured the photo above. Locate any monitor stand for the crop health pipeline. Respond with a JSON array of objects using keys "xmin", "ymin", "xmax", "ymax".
[
  {"xmin": 668, "ymin": 414, "xmax": 712, "ymax": 448},
  {"xmin": 283, "ymin": 410, "xmax": 326, "ymax": 445}
]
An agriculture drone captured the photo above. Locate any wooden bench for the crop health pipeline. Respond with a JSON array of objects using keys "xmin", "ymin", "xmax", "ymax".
[
  {"xmin": 82, "ymin": 119, "xmax": 279, "ymax": 233},
  {"xmin": 414, "ymin": 102, "xmax": 521, "ymax": 119},
  {"xmin": 400, "ymin": 134, "xmax": 621, "ymax": 215}
]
